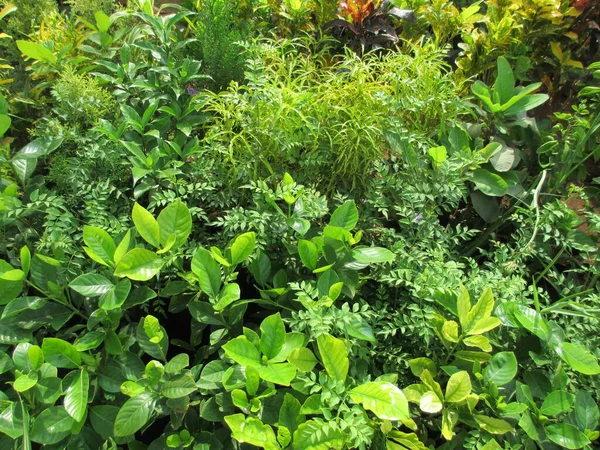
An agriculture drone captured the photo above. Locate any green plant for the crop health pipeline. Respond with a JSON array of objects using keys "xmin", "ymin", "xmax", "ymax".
[{"xmin": 189, "ymin": 0, "xmax": 249, "ymax": 90}]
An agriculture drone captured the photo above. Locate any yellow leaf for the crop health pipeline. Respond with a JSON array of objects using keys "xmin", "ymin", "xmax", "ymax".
[{"xmin": 550, "ymin": 42, "xmax": 563, "ymax": 61}]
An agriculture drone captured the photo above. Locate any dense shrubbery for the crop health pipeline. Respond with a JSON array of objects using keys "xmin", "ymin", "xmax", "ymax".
[{"xmin": 0, "ymin": 0, "xmax": 599, "ymax": 449}]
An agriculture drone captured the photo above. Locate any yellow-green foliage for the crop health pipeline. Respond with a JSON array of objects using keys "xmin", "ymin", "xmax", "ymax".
[
  {"xmin": 51, "ymin": 66, "xmax": 118, "ymax": 127},
  {"xmin": 203, "ymin": 37, "xmax": 466, "ymax": 189}
]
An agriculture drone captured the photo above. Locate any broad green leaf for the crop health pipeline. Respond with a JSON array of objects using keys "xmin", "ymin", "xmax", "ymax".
[
  {"xmin": 494, "ymin": 57, "xmax": 515, "ymax": 105},
  {"xmin": 518, "ymin": 411, "xmax": 540, "ymax": 441},
  {"xmin": 114, "ymin": 248, "xmax": 163, "ymax": 281},
  {"xmin": 456, "ymin": 285, "xmax": 471, "ymax": 330},
  {"xmin": 489, "ymin": 143, "xmax": 515, "ymax": 172},
  {"xmin": 329, "ymin": 200, "xmax": 358, "ymax": 231},
  {"xmin": 30, "ymin": 406, "xmax": 74, "ymax": 444},
  {"xmin": 473, "ymin": 415, "xmax": 513, "ymax": 434},
  {"xmin": 143, "ymin": 315, "xmax": 163, "ymax": 343},
  {"xmin": 191, "ymin": 248, "xmax": 221, "ymax": 299},
  {"xmin": 298, "ymin": 240, "xmax": 318, "ymax": 270},
  {"xmin": 467, "ymin": 316, "xmax": 501, "ymax": 335},
  {"xmin": 225, "ymin": 414, "xmax": 277, "ymax": 448},
  {"xmin": 213, "ymin": 283, "xmax": 241, "ymax": 311},
  {"xmin": 27, "ymin": 345, "xmax": 44, "ymax": 369},
  {"xmin": 14, "ymin": 372, "xmax": 38, "ymax": 392},
  {"xmin": 145, "ymin": 361, "xmax": 164, "ymax": 386},
  {"xmin": 317, "ymin": 334, "xmax": 348, "ymax": 383},
  {"xmin": 260, "ymin": 313, "xmax": 286, "ymax": 360},
  {"xmin": 441, "ymin": 320, "xmax": 459, "ymax": 343},
  {"xmin": 16, "ymin": 40, "xmax": 57, "ymax": 63},
  {"xmin": 114, "ymin": 229, "xmax": 133, "ymax": 264},
  {"xmin": 20, "ymin": 246, "xmax": 31, "ymax": 275},
  {"xmin": 114, "ymin": 392, "xmax": 156, "ymax": 436},
  {"xmin": 222, "ymin": 336, "xmax": 261, "ymax": 367},
  {"xmin": 231, "ymin": 389, "xmax": 249, "ymax": 409},
  {"xmin": 409, "ymin": 358, "xmax": 437, "ymax": 377},
  {"xmin": 445, "ymin": 371, "xmax": 471, "ymax": 403},
  {"xmin": 279, "ymin": 393, "xmax": 304, "ymax": 435},
  {"xmin": 99, "ymin": 278, "xmax": 131, "ymax": 310},
  {"xmin": 575, "ymin": 391, "xmax": 599, "ymax": 431},
  {"xmin": 157, "ymin": 200, "xmax": 192, "ymax": 250},
  {"xmin": 349, "ymin": 382, "xmax": 409, "ymax": 420},
  {"xmin": 463, "ymin": 335, "xmax": 492, "ymax": 352},
  {"xmin": 484, "ymin": 352, "xmax": 517, "ymax": 386},
  {"xmin": 0, "ymin": 115, "xmax": 10, "ymax": 137},
  {"xmin": 2, "ymin": 296, "xmax": 47, "ymax": 319},
  {"xmin": 83, "ymin": 226, "xmax": 116, "ymax": 266},
  {"xmin": 293, "ymin": 420, "xmax": 346, "ymax": 450},
  {"xmin": 0, "ymin": 403, "xmax": 23, "ymax": 439},
  {"xmin": 559, "ymin": 342, "xmax": 600, "ymax": 375},
  {"xmin": 540, "ymin": 390, "xmax": 575, "ymax": 416},
  {"xmin": 546, "ymin": 423, "xmax": 590, "ymax": 449},
  {"xmin": 64, "ymin": 369, "xmax": 89, "ymax": 422},
  {"xmin": 512, "ymin": 305, "xmax": 551, "ymax": 341},
  {"xmin": 288, "ymin": 348, "xmax": 318, "ymax": 372},
  {"xmin": 95, "ymin": 11, "xmax": 110, "ymax": 32},
  {"xmin": 503, "ymin": 93, "xmax": 549, "ymax": 116},
  {"xmin": 464, "ymin": 288, "xmax": 494, "ymax": 333},
  {"xmin": 420, "ymin": 391, "xmax": 443, "ymax": 413},
  {"xmin": 132, "ymin": 203, "xmax": 160, "ymax": 248},
  {"xmin": 428, "ymin": 145, "xmax": 447, "ymax": 166},
  {"xmin": 35, "ymin": 377, "xmax": 62, "ymax": 404},
  {"xmin": 90, "ymin": 405, "xmax": 119, "ymax": 440},
  {"xmin": 471, "ymin": 169, "xmax": 508, "ymax": 197},
  {"xmin": 165, "ymin": 354, "xmax": 189, "ymax": 375},
  {"xmin": 74, "ymin": 331, "xmax": 105, "ymax": 351},
  {"xmin": 69, "ymin": 274, "xmax": 114, "ymax": 297},
  {"xmin": 229, "ymin": 232, "xmax": 256, "ymax": 266},
  {"xmin": 161, "ymin": 375, "xmax": 197, "ymax": 398},
  {"xmin": 42, "ymin": 338, "xmax": 81, "ymax": 369},
  {"xmin": 258, "ymin": 362, "xmax": 296, "ymax": 386},
  {"xmin": 442, "ymin": 409, "xmax": 458, "ymax": 440},
  {"xmin": 271, "ymin": 332, "xmax": 307, "ymax": 363},
  {"xmin": 351, "ymin": 247, "xmax": 395, "ymax": 264}
]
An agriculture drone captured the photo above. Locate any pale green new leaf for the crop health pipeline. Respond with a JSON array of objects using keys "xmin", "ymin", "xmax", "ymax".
[
  {"xmin": 222, "ymin": 336, "xmax": 261, "ymax": 367},
  {"xmin": 132, "ymin": 203, "xmax": 160, "ymax": 248},
  {"xmin": 114, "ymin": 248, "xmax": 163, "ymax": 281},
  {"xmin": 157, "ymin": 200, "xmax": 192, "ymax": 250},
  {"xmin": 445, "ymin": 371, "xmax": 471, "ymax": 403},
  {"xmin": 317, "ymin": 335, "xmax": 348, "ymax": 383},
  {"xmin": 260, "ymin": 313, "xmax": 286, "ymax": 360},
  {"xmin": 349, "ymin": 381, "xmax": 409, "ymax": 420}
]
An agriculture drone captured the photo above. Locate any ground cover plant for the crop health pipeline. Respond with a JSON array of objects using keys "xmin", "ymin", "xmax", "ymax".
[{"xmin": 0, "ymin": 0, "xmax": 599, "ymax": 449}]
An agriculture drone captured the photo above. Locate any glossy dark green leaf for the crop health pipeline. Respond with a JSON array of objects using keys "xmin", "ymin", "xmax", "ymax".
[
  {"xmin": 42, "ymin": 338, "xmax": 81, "ymax": 369},
  {"xmin": 114, "ymin": 392, "xmax": 157, "ymax": 437},
  {"xmin": 546, "ymin": 423, "xmax": 590, "ymax": 449},
  {"xmin": 64, "ymin": 369, "xmax": 90, "ymax": 422},
  {"xmin": 69, "ymin": 274, "xmax": 114, "ymax": 297},
  {"xmin": 31, "ymin": 406, "xmax": 74, "ymax": 445}
]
